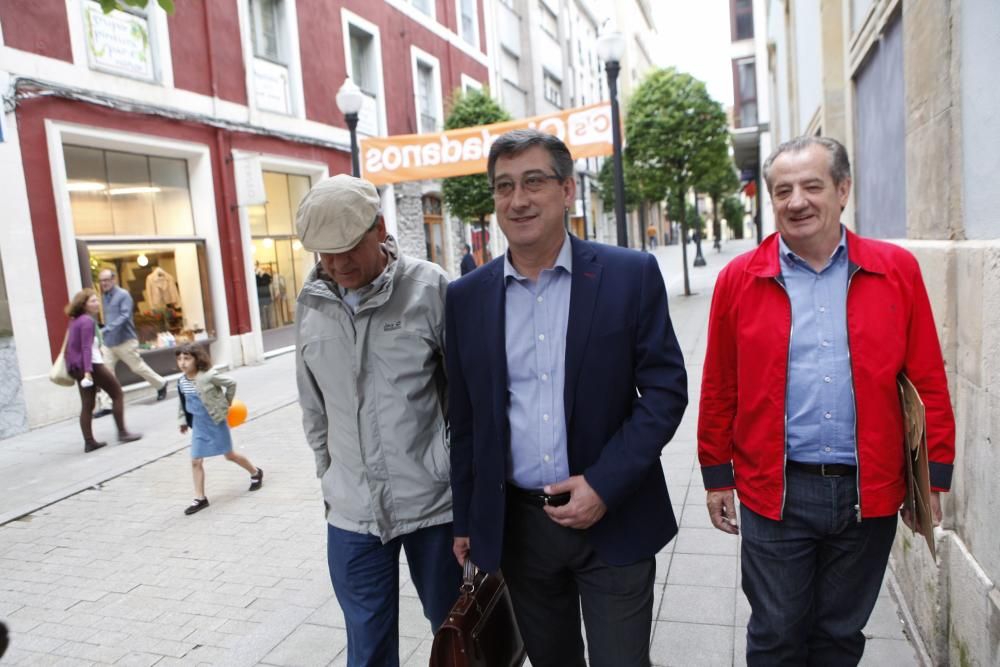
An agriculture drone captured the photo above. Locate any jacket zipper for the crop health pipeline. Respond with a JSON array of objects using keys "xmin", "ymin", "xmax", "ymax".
[
  {"xmin": 773, "ymin": 275, "xmax": 792, "ymax": 520},
  {"xmin": 846, "ymin": 264, "xmax": 863, "ymax": 523}
]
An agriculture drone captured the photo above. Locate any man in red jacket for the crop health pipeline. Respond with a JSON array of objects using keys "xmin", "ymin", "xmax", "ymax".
[{"xmin": 698, "ymin": 136, "xmax": 955, "ymax": 665}]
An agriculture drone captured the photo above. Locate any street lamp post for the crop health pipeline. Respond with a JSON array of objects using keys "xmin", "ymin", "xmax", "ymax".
[
  {"xmin": 598, "ymin": 29, "xmax": 627, "ymax": 248},
  {"xmin": 336, "ymin": 77, "xmax": 364, "ymax": 177}
]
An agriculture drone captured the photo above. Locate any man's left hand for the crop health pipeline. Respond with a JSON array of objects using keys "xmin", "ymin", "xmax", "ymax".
[
  {"xmin": 901, "ymin": 491, "xmax": 943, "ymax": 530},
  {"xmin": 543, "ymin": 475, "xmax": 607, "ymax": 529}
]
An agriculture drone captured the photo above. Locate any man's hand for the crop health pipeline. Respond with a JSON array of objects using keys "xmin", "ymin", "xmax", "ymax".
[
  {"xmin": 543, "ymin": 475, "xmax": 607, "ymax": 529},
  {"xmin": 901, "ymin": 491, "xmax": 943, "ymax": 530},
  {"xmin": 707, "ymin": 489, "xmax": 739, "ymax": 535},
  {"xmin": 453, "ymin": 537, "xmax": 470, "ymax": 566}
]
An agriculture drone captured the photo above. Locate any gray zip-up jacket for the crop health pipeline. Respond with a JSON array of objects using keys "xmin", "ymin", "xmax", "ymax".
[{"xmin": 295, "ymin": 238, "xmax": 451, "ymax": 542}]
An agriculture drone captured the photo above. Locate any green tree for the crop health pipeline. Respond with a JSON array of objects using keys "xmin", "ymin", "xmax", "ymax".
[
  {"xmin": 625, "ymin": 67, "xmax": 729, "ymax": 293},
  {"xmin": 594, "ymin": 158, "xmax": 642, "ymax": 214},
  {"xmin": 696, "ymin": 148, "xmax": 740, "ymax": 249},
  {"xmin": 722, "ymin": 195, "xmax": 746, "ymax": 239},
  {"xmin": 441, "ymin": 89, "xmax": 511, "ymax": 262},
  {"xmin": 99, "ymin": 0, "xmax": 174, "ymax": 13}
]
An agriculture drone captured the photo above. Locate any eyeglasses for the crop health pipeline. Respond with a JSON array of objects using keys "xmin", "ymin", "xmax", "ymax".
[{"xmin": 490, "ymin": 173, "xmax": 563, "ymax": 198}]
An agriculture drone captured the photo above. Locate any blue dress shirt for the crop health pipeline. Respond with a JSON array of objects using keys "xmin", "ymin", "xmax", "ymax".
[
  {"xmin": 504, "ymin": 234, "xmax": 573, "ymax": 489},
  {"xmin": 779, "ymin": 229, "xmax": 857, "ymax": 465},
  {"xmin": 101, "ymin": 286, "xmax": 138, "ymax": 347}
]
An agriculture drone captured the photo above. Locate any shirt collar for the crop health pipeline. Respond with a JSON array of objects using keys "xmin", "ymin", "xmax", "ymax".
[
  {"xmin": 779, "ymin": 226, "xmax": 847, "ymax": 272},
  {"xmin": 503, "ymin": 233, "xmax": 573, "ymax": 282}
]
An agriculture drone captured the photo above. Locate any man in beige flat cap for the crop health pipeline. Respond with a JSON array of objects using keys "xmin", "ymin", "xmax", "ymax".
[{"xmin": 294, "ymin": 174, "xmax": 459, "ymax": 665}]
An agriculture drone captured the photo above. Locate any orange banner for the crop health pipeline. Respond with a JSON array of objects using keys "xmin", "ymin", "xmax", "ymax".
[{"xmin": 359, "ymin": 102, "xmax": 615, "ymax": 185}]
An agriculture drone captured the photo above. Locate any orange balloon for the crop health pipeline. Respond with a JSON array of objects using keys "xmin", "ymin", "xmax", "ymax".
[{"xmin": 227, "ymin": 399, "xmax": 248, "ymax": 428}]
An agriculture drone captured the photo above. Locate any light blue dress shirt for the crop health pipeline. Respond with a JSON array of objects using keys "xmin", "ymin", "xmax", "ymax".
[
  {"xmin": 504, "ymin": 234, "xmax": 573, "ymax": 489},
  {"xmin": 779, "ymin": 228, "xmax": 857, "ymax": 465}
]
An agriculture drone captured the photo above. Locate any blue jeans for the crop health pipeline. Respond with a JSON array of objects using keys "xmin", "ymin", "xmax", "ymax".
[
  {"xmin": 327, "ymin": 522, "xmax": 461, "ymax": 667},
  {"xmin": 740, "ymin": 466, "xmax": 897, "ymax": 666}
]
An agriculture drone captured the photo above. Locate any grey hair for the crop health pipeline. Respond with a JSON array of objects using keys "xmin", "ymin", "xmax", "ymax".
[
  {"xmin": 98, "ymin": 268, "xmax": 116, "ymax": 278},
  {"xmin": 762, "ymin": 136, "xmax": 851, "ymax": 191},
  {"xmin": 487, "ymin": 129, "xmax": 575, "ymax": 183}
]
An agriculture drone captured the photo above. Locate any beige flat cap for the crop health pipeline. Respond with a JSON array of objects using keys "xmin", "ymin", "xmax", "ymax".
[{"xmin": 295, "ymin": 174, "xmax": 381, "ymax": 253}]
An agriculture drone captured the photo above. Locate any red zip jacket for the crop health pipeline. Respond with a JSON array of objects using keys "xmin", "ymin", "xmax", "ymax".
[{"xmin": 698, "ymin": 231, "xmax": 955, "ymax": 520}]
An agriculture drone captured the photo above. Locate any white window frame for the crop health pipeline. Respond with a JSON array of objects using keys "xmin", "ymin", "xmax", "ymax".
[
  {"xmin": 411, "ymin": 47, "xmax": 444, "ymax": 134},
  {"xmin": 455, "ymin": 0, "xmax": 480, "ymax": 49},
  {"xmin": 543, "ymin": 69, "xmax": 562, "ymax": 108},
  {"xmin": 537, "ymin": 0, "xmax": 558, "ymax": 41},
  {"xmin": 409, "ymin": 0, "xmax": 436, "ymax": 21},
  {"xmin": 73, "ymin": 0, "xmax": 174, "ymax": 87},
  {"xmin": 45, "ymin": 120, "xmax": 232, "ymax": 366},
  {"xmin": 461, "ymin": 73, "xmax": 484, "ymax": 95},
  {"xmin": 341, "ymin": 9, "xmax": 388, "ymax": 137},
  {"xmin": 238, "ymin": 0, "xmax": 306, "ymax": 118}
]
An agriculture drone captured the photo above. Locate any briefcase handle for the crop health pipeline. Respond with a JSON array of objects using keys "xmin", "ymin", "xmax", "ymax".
[{"xmin": 460, "ymin": 559, "xmax": 478, "ymax": 594}]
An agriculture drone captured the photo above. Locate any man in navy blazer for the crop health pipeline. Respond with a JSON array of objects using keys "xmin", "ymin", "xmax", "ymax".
[{"xmin": 445, "ymin": 129, "xmax": 688, "ymax": 667}]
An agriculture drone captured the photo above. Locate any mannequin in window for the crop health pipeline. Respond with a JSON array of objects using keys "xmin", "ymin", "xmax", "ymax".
[
  {"xmin": 145, "ymin": 265, "xmax": 181, "ymax": 309},
  {"xmin": 272, "ymin": 269, "xmax": 289, "ymax": 326},
  {"xmin": 255, "ymin": 261, "xmax": 274, "ymax": 330}
]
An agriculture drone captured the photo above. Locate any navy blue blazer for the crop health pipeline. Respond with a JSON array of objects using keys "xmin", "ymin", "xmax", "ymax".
[{"xmin": 445, "ymin": 236, "xmax": 688, "ymax": 573}]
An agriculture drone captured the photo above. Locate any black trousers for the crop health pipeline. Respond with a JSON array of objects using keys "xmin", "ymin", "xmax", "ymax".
[{"xmin": 501, "ymin": 495, "xmax": 655, "ymax": 667}]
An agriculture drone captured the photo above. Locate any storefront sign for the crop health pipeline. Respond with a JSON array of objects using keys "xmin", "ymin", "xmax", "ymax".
[
  {"xmin": 360, "ymin": 102, "xmax": 616, "ymax": 185},
  {"xmin": 84, "ymin": 3, "xmax": 155, "ymax": 81},
  {"xmin": 253, "ymin": 58, "xmax": 291, "ymax": 115},
  {"xmin": 233, "ymin": 155, "xmax": 267, "ymax": 207}
]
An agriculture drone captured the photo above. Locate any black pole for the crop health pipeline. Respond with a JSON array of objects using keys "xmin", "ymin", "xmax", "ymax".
[
  {"xmin": 579, "ymin": 172, "xmax": 589, "ymax": 240},
  {"xmin": 712, "ymin": 194, "xmax": 722, "ymax": 251},
  {"xmin": 679, "ymin": 186, "xmax": 692, "ymax": 296},
  {"xmin": 605, "ymin": 61, "xmax": 628, "ymax": 248},
  {"xmin": 693, "ymin": 189, "xmax": 707, "ymax": 267},
  {"xmin": 346, "ymin": 112, "xmax": 360, "ymax": 177},
  {"xmin": 639, "ymin": 202, "xmax": 647, "ymax": 251}
]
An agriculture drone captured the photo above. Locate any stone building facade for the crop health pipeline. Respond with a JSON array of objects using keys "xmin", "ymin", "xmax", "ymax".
[{"xmin": 762, "ymin": 0, "xmax": 1000, "ymax": 663}]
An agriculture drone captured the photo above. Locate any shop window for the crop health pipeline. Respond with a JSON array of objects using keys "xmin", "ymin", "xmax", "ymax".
[
  {"xmin": 422, "ymin": 195, "xmax": 445, "ymax": 269},
  {"xmin": 247, "ymin": 172, "xmax": 314, "ymax": 350},
  {"xmin": 64, "ymin": 145, "xmax": 195, "ymax": 237}
]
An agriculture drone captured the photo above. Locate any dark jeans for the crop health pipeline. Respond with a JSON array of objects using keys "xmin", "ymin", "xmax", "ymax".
[
  {"xmin": 77, "ymin": 362, "xmax": 126, "ymax": 443},
  {"xmin": 740, "ymin": 466, "xmax": 897, "ymax": 666},
  {"xmin": 326, "ymin": 522, "xmax": 461, "ymax": 667},
  {"xmin": 501, "ymin": 496, "xmax": 655, "ymax": 667}
]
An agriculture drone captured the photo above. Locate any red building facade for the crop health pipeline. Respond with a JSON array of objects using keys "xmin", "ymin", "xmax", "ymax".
[{"xmin": 0, "ymin": 0, "xmax": 489, "ymax": 431}]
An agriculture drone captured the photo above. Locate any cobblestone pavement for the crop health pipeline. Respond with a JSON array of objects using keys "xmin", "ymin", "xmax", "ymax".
[{"xmin": 0, "ymin": 240, "xmax": 920, "ymax": 665}]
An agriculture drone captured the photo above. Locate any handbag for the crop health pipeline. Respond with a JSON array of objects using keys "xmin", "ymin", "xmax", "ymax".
[
  {"xmin": 49, "ymin": 334, "xmax": 75, "ymax": 387},
  {"xmin": 429, "ymin": 560, "xmax": 526, "ymax": 667}
]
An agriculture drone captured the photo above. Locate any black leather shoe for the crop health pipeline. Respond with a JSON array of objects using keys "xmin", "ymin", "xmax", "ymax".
[
  {"xmin": 93, "ymin": 409, "xmax": 112, "ymax": 419},
  {"xmin": 249, "ymin": 468, "xmax": 264, "ymax": 492},
  {"xmin": 156, "ymin": 385, "xmax": 168, "ymax": 401},
  {"xmin": 184, "ymin": 497, "xmax": 209, "ymax": 515},
  {"xmin": 84, "ymin": 440, "xmax": 107, "ymax": 453}
]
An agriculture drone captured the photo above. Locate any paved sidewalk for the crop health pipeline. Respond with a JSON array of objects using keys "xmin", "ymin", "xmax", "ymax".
[{"xmin": 0, "ymin": 239, "xmax": 920, "ymax": 666}]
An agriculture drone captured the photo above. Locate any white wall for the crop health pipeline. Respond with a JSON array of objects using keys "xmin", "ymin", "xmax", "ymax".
[
  {"xmin": 961, "ymin": 0, "xmax": 1000, "ymax": 240},
  {"xmin": 793, "ymin": 1, "xmax": 822, "ymax": 131}
]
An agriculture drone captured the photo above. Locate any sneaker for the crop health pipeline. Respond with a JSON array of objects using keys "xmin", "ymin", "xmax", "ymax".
[
  {"xmin": 93, "ymin": 409, "xmax": 112, "ymax": 419},
  {"xmin": 118, "ymin": 432, "xmax": 142, "ymax": 444},
  {"xmin": 156, "ymin": 385, "xmax": 168, "ymax": 401},
  {"xmin": 184, "ymin": 497, "xmax": 209, "ymax": 515},
  {"xmin": 249, "ymin": 468, "xmax": 264, "ymax": 492},
  {"xmin": 84, "ymin": 440, "xmax": 107, "ymax": 453}
]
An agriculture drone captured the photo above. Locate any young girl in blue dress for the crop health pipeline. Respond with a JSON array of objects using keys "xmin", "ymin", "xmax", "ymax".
[{"xmin": 175, "ymin": 344, "xmax": 263, "ymax": 515}]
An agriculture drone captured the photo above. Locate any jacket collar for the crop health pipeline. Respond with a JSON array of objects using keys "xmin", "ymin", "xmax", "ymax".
[
  {"xmin": 298, "ymin": 236, "xmax": 401, "ymax": 310},
  {"xmin": 745, "ymin": 228, "xmax": 886, "ymax": 278}
]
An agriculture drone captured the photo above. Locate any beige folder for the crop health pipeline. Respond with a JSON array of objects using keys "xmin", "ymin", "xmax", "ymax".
[{"xmin": 897, "ymin": 374, "xmax": 936, "ymax": 558}]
